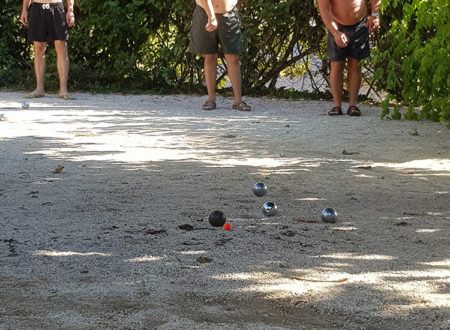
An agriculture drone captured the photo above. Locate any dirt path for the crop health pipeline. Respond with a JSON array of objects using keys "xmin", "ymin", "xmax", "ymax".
[{"xmin": 1, "ymin": 92, "xmax": 449, "ymax": 329}]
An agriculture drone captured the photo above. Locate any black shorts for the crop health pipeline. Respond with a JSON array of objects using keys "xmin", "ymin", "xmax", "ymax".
[
  {"xmin": 28, "ymin": 2, "xmax": 68, "ymax": 42},
  {"xmin": 327, "ymin": 18, "xmax": 369, "ymax": 61},
  {"xmin": 189, "ymin": 5, "xmax": 241, "ymax": 55}
]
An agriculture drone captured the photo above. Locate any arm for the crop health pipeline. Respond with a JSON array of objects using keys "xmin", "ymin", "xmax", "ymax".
[
  {"xmin": 367, "ymin": 0, "xmax": 381, "ymax": 33},
  {"xmin": 370, "ymin": 0, "xmax": 381, "ymax": 15},
  {"xmin": 197, "ymin": 0, "xmax": 217, "ymax": 31},
  {"xmin": 316, "ymin": 0, "xmax": 348, "ymax": 48},
  {"xmin": 20, "ymin": 0, "xmax": 31, "ymax": 26},
  {"xmin": 66, "ymin": 0, "xmax": 75, "ymax": 28}
]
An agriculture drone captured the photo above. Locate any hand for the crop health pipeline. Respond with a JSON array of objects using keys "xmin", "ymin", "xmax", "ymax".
[
  {"xmin": 367, "ymin": 16, "xmax": 380, "ymax": 34},
  {"xmin": 66, "ymin": 11, "xmax": 75, "ymax": 28},
  {"xmin": 20, "ymin": 9, "xmax": 28, "ymax": 26},
  {"xmin": 333, "ymin": 31, "xmax": 348, "ymax": 48},
  {"xmin": 205, "ymin": 16, "xmax": 217, "ymax": 32}
]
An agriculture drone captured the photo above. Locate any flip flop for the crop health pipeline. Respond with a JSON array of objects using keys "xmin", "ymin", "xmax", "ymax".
[
  {"xmin": 202, "ymin": 100, "xmax": 217, "ymax": 111},
  {"xmin": 328, "ymin": 106, "xmax": 343, "ymax": 116},
  {"xmin": 347, "ymin": 105, "xmax": 361, "ymax": 116},
  {"xmin": 232, "ymin": 101, "xmax": 251, "ymax": 111}
]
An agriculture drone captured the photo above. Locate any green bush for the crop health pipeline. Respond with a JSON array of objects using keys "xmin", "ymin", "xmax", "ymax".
[
  {"xmin": 0, "ymin": 0, "xmax": 325, "ymax": 93},
  {"xmin": 373, "ymin": 0, "xmax": 449, "ymax": 126},
  {"xmin": 3, "ymin": 0, "xmax": 447, "ymax": 127},
  {"xmin": 0, "ymin": 0, "xmax": 31, "ymax": 87}
]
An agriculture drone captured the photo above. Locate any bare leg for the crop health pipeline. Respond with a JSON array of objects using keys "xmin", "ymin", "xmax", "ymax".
[
  {"xmin": 204, "ymin": 54, "xmax": 218, "ymax": 102},
  {"xmin": 54, "ymin": 40, "xmax": 69, "ymax": 97},
  {"xmin": 347, "ymin": 58, "xmax": 362, "ymax": 107},
  {"xmin": 329, "ymin": 60, "xmax": 345, "ymax": 108},
  {"xmin": 30, "ymin": 42, "xmax": 47, "ymax": 97},
  {"xmin": 223, "ymin": 54, "xmax": 242, "ymax": 105}
]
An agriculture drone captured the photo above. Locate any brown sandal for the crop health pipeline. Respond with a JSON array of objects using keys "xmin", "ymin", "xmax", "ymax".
[
  {"xmin": 232, "ymin": 101, "xmax": 251, "ymax": 111},
  {"xmin": 328, "ymin": 106, "xmax": 343, "ymax": 116},
  {"xmin": 347, "ymin": 105, "xmax": 361, "ymax": 116},
  {"xmin": 202, "ymin": 100, "xmax": 217, "ymax": 111}
]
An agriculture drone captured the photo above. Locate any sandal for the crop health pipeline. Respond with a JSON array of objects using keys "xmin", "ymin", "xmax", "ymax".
[
  {"xmin": 328, "ymin": 106, "xmax": 343, "ymax": 116},
  {"xmin": 202, "ymin": 100, "xmax": 217, "ymax": 111},
  {"xmin": 347, "ymin": 105, "xmax": 361, "ymax": 116},
  {"xmin": 232, "ymin": 101, "xmax": 251, "ymax": 111}
]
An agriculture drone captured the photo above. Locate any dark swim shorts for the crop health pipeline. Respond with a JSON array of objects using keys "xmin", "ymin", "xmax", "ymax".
[
  {"xmin": 28, "ymin": 2, "xmax": 68, "ymax": 42},
  {"xmin": 190, "ymin": 5, "xmax": 241, "ymax": 55},
  {"xmin": 327, "ymin": 18, "xmax": 369, "ymax": 61}
]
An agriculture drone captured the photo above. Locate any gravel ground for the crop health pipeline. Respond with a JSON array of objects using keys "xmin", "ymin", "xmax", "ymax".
[{"xmin": 0, "ymin": 91, "xmax": 449, "ymax": 329}]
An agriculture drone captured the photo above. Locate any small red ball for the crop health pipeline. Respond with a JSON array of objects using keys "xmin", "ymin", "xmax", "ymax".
[{"xmin": 223, "ymin": 223, "xmax": 231, "ymax": 231}]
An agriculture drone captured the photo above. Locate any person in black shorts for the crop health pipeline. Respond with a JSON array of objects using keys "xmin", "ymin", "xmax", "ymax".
[
  {"xmin": 190, "ymin": 0, "xmax": 251, "ymax": 111},
  {"xmin": 317, "ymin": 0, "xmax": 380, "ymax": 116},
  {"xmin": 20, "ymin": 0, "xmax": 75, "ymax": 99}
]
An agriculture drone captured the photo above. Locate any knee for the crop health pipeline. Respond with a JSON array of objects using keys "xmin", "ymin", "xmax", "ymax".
[
  {"xmin": 54, "ymin": 42, "xmax": 69, "ymax": 58},
  {"xmin": 204, "ymin": 54, "xmax": 217, "ymax": 65},
  {"xmin": 330, "ymin": 61, "xmax": 345, "ymax": 73},
  {"xmin": 348, "ymin": 59, "xmax": 360, "ymax": 71},
  {"xmin": 34, "ymin": 44, "xmax": 46, "ymax": 56},
  {"xmin": 225, "ymin": 55, "xmax": 240, "ymax": 66}
]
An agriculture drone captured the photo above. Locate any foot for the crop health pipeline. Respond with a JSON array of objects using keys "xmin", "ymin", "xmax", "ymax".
[
  {"xmin": 347, "ymin": 105, "xmax": 361, "ymax": 116},
  {"xmin": 202, "ymin": 100, "xmax": 217, "ymax": 111},
  {"xmin": 58, "ymin": 94, "xmax": 75, "ymax": 100},
  {"xmin": 24, "ymin": 90, "xmax": 46, "ymax": 98},
  {"xmin": 232, "ymin": 101, "xmax": 251, "ymax": 111},
  {"xmin": 328, "ymin": 106, "xmax": 343, "ymax": 116}
]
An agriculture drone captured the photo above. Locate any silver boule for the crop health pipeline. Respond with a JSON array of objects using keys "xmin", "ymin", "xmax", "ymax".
[
  {"xmin": 252, "ymin": 182, "xmax": 268, "ymax": 197},
  {"xmin": 262, "ymin": 201, "xmax": 278, "ymax": 216},
  {"xmin": 21, "ymin": 101, "xmax": 30, "ymax": 110},
  {"xmin": 321, "ymin": 207, "xmax": 337, "ymax": 223}
]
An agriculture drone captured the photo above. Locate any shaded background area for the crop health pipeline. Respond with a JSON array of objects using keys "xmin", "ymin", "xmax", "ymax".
[
  {"xmin": 1, "ymin": 1, "xmax": 448, "ymax": 124},
  {"xmin": 0, "ymin": 0, "xmax": 375, "ymax": 99},
  {"xmin": 0, "ymin": 92, "xmax": 449, "ymax": 328}
]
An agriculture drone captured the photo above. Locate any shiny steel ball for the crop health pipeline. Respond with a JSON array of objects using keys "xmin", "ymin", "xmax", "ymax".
[
  {"xmin": 208, "ymin": 210, "xmax": 226, "ymax": 227},
  {"xmin": 321, "ymin": 208, "xmax": 337, "ymax": 223},
  {"xmin": 262, "ymin": 201, "xmax": 278, "ymax": 217},
  {"xmin": 252, "ymin": 182, "xmax": 268, "ymax": 197},
  {"xmin": 22, "ymin": 101, "xmax": 30, "ymax": 109}
]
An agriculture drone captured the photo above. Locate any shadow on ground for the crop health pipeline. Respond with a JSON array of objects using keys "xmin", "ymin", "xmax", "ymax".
[{"xmin": 0, "ymin": 93, "xmax": 449, "ymax": 329}]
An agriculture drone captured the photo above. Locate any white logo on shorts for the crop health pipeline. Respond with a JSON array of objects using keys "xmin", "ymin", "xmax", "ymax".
[{"xmin": 42, "ymin": 4, "xmax": 50, "ymax": 9}]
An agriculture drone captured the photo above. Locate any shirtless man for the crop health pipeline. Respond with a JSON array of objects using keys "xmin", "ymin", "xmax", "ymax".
[
  {"xmin": 190, "ymin": 0, "xmax": 251, "ymax": 111},
  {"xmin": 317, "ymin": 0, "xmax": 380, "ymax": 116},
  {"xmin": 20, "ymin": 0, "xmax": 75, "ymax": 99}
]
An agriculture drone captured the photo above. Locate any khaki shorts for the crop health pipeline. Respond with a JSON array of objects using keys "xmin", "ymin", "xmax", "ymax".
[{"xmin": 189, "ymin": 5, "xmax": 241, "ymax": 55}]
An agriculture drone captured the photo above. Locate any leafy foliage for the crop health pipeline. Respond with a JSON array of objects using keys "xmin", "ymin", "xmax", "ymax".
[
  {"xmin": 373, "ymin": 0, "xmax": 449, "ymax": 126},
  {"xmin": 0, "ymin": 0, "xmax": 31, "ymax": 87},
  {"xmin": 0, "ymin": 0, "xmax": 325, "ymax": 93},
  {"xmin": 1, "ymin": 0, "xmax": 447, "ymax": 127}
]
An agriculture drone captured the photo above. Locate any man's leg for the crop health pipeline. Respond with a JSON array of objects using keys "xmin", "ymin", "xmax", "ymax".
[
  {"xmin": 347, "ymin": 58, "xmax": 362, "ymax": 107},
  {"xmin": 30, "ymin": 42, "xmax": 47, "ymax": 97},
  {"xmin": 329, "ymin": 60, "xmax": 345, "ymax": 109},
  {"xmin": 204, "ymin": 53, "xmax": 218, "ymax": 103},
  {"xmin": 223, "ymin": 54, "xmax": 242, "ymax": 105},
  {"xmin": 54, "ymin": 40, "xmax": 69, "ymax": 97}
]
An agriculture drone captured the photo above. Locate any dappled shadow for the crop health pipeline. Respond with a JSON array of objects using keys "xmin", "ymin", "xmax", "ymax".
[{"xmin": 1, "ymin": 92, "xmax": 449, "ymax": 328}]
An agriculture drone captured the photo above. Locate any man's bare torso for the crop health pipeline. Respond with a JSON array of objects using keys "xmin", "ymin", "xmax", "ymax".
[
  {"xmin": 329, "ymin": 0, "xmax": 367, "ymax": 25},
  {"xmin": 195, "ymin": 0, "xmax": 238, "ymax": 14}
]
